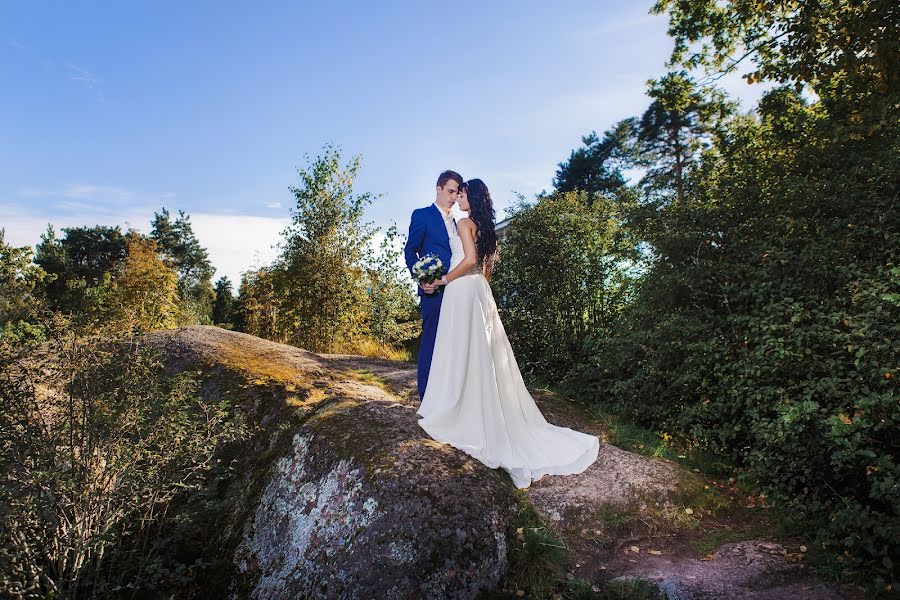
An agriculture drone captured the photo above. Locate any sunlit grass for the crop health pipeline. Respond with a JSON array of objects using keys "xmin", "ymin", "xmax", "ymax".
[{"xmin": 332, "ymin": 337, "xmax": 413, "ymax": 362}]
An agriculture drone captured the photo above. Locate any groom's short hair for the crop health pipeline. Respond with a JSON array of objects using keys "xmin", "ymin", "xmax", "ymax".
[{"xmin": 436, "ymin": 170, "xmax": 463, "ymax": 188}]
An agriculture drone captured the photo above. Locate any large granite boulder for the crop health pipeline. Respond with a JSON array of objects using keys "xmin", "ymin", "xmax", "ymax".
[{"xmin": 150, "ymin": 326, "xmax": 518, "ymax": 600}]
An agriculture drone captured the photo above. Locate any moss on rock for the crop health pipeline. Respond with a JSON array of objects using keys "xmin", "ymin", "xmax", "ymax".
[{"xmin": 148, "ymin": 326, "xmax": 518, "ymax": 599}]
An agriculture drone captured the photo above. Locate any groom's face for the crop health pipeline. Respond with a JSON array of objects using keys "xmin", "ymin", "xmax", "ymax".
[{"xmin": 436, "ymin": 181, "xmax": 460, "ymax": 208}]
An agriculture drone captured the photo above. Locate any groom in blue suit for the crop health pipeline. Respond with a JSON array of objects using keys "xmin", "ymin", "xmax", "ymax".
[{"xmin": 404, "ymin": 170, "xmax": 464, "ymax": 400}]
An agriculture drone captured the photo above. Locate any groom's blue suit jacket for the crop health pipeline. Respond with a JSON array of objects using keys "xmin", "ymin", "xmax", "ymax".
[{"xmin": 404, "ymin": 204, "xmax": 452, "ymax": 297}]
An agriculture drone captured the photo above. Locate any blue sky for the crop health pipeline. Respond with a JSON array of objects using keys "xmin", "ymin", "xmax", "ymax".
[{"xmin": 1, "ymin": 1, "xmax": 768, "ymax": 284}]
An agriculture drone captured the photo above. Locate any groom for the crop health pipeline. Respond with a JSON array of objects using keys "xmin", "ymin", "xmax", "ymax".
[{"xmin": 404, "ymin": 170, "xmax": 463, "ymax": 400}]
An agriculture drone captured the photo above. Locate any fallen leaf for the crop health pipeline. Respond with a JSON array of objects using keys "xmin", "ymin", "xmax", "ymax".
[
  {"xmin": 629, "ymin": 545, "xmax": 640, "ymax": 553},
  {"xmin": 684, "ymin": 508, "xmax": 694, "ymax": 515},
  {"xmin": 800, "ymin": 545, "xmax": 807, "ymax": 553},
  {"xmin": 648, "ymin": 550, "xmax": 663, "ymax": 555}
]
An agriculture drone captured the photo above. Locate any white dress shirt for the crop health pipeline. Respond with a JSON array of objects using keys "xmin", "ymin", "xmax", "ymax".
[{"xmin": 433, "ymin": 202, "xmax": 457, "ymax": 240}]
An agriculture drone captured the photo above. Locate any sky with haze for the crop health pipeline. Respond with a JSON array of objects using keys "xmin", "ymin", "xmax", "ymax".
[{"xmin": 1, "ymin": 1, "xmax": 769, "ymax": 284}]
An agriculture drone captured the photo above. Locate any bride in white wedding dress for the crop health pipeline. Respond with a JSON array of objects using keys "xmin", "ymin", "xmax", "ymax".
[{"xmin": 417, "ymin": 179, "xmax": 599, "ymax": 489}]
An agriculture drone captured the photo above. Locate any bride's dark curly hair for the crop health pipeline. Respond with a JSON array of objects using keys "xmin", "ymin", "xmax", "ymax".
[{"xmin": 465, "ymin": 178, "xmax": 497, "ymax": 266}]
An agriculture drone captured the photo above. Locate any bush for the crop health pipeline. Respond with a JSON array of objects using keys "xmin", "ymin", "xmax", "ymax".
[
  {"xmin": 0, "ymin": 321, "xmax": 246, "ymax": 597},
  {"xmin": 492, "ymin": 191, "xmax": 636, "ymax": 381},
  {"xmin": 565, "ymin": 89, "xmax": 899, "ymax": 584}
]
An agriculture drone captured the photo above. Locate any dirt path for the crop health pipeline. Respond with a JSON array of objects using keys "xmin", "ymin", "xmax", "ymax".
[{"xmin": 319, "ymin": 353, "xmax": 858, "ymax": 599}]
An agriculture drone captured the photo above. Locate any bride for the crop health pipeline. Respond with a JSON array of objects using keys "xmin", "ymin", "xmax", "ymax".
[{"xmin": 417, "ymin": 179, "xmax": 599, "ymax": 489}]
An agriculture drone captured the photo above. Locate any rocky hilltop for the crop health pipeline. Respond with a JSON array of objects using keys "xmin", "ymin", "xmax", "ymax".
[{"xmin": 148, "ymin": 326, "xmax": 853, "ymax": 600}]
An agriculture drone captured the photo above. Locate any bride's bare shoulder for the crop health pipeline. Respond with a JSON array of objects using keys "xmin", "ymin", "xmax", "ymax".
[{"xmin": 456, "ymin": 217, "xmax": 475, "ymax": 230}]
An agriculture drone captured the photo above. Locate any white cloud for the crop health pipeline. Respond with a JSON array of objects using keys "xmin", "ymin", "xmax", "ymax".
[
  {"xmin": 184, "ymin": 213, "xmax": 290, "ymax": 284},
  {"xmin": 67, "ymin": 63, "xmax": 104, "ymax": 101},
  {"xmin": 0, "ymin": 203, "xmax": 155, "ymax": 247},
  {"xmin": 0, "ymin": 203, "xmax": 290, "ymax": 288},
  {"xmin": 264, "ymin": 201, "xmax": 282, "ymax": 209}
]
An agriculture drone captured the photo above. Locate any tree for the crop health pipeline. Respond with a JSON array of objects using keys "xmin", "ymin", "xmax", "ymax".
[
  {"xmin": 233, "ymin": 267, "xmax": 278, "ymax": 341},
  {"xmin": 212, "ymin": 276, "xmax": 234, "ymax": 326},
  {"xmin": 553, "ymin": 119, "xmax": 635, "ymax": 202},
  {"xmin": 271, "ymin": 144, "xmax": 377, "ymax": 352},
  {"xmin": 364, "ymin": 224, "xmax": 419, "ymax": 348},
  {"xmin": 151, "ymin": 208, "xmax": 215, "ymax": 323},
  {"xmin": 106, "ymin": 235, "xmax": 181, "ymax": 333},
  {"xmin": 0, "ymin": 229, "xmax": 48, "ymax": 338},
  {"xmin": 568, "ymin": 81, "xmax": 900, "ymax": 588},
  {"xmin": 492, "ymin": 191, "xmax": 635, "ymax": 380},
  {"xmin": 653, "ymin": 0, "xmax": 898, "ymax": 125},
  {"xmin": 634, "ymin": 71, "xmax": 733, "ymax": 204},
  {"xmin": 34, "ymin": 225, "xmax": 128, "ymax": 312},
  {"xmin": 0, "ymin": 320, "xmax": 245, "ymax": 597}
]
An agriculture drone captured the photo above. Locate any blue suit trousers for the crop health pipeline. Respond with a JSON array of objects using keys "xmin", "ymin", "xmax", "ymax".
[{"xmin": 417, "ymin": 291, "xmax": 444, "ymax": 400}]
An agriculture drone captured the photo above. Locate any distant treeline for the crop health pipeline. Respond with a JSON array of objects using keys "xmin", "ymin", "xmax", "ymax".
[
  {"xmin": 0, "ymin": 148, "xmax": 417, "ymax": 598},
  {"xmin": 1, "ymin": 147, "xmax": 419, "ymax": 358}
]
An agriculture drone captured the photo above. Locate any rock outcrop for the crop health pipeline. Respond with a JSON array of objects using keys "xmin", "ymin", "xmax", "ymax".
[
  {"xmin": 610, "ymin": 540, "xmax": 846, "ymax": 600},
  {"xmin": 148, "ymin": 326, "xmax": 852, "ymax": 600},
  {"xmin": 150, "ymin": 326, "xmax": 517, "ymax": 600}
]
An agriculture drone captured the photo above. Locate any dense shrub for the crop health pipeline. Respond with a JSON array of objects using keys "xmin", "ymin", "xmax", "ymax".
[
  {"xmin": 0, "ymin": 322, "xmax": 246, "ymax": 598},
  {"xmin": 565, "ymin": 89, "xmax": 899, "ymax": 583},
  {"xmin": 491, "ymin": 191, "xmax": 636, "ymax": 381}
]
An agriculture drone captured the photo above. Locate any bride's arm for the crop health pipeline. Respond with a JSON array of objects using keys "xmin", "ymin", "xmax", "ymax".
[{"xmin": 439, "ymin": 220, "xmax": 478, "ymax": 285}]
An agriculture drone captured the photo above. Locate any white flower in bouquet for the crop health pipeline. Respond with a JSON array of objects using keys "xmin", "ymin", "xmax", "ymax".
[{"xmin": 413, "ymin": 253, "xmax": 444, "ymax": 294}]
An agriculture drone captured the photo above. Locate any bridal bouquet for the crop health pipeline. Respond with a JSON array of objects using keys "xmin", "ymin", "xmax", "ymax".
[{"xmin": 413, "ymin": 253, "xmax": 444, "ymax": 294}]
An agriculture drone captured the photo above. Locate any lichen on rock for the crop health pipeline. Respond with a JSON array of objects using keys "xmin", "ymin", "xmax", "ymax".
[
  {"xmin": 238, "ymin": 433, "xmax": 380, "ymax": 598},
  {"xmin": 149, "ymin": 326, "xmax": 517, "ymax": 600},
  {"xmin": 232, "ymin": 392, "xmax": 519, "ymax": 599}
]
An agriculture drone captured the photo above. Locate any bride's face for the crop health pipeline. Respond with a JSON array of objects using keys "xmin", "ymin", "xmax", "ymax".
[{"xmin": 457, "ymin": 188, "xmax": 470, "ymax": 212}]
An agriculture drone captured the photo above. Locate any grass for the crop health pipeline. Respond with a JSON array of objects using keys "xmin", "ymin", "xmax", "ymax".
[
  {"xmin": 212, "ymin": 336, "xmax": 306, "ymax": 387},
  {"xmin": 689, "ymin": 522, "xmax": 777, "ymax": 556},
  {"xmin": 566, "ymin": 578, "xmax": 602, "ymax": 600},
  {"xmin": 332, "ymin": 337, "xmax": 413, "ymax": 362},
  {"xmin": 595, "ymin": 504, "xmax": 634, "ymax": 529},
  {"xmin": 600, "ymin": 413, "xmax": 733, "ymax": 479},
  {"xmin": 485, "ymin": 494, "xmax": 572, "ymax": 599},
  {"xmin": 350, "ymin": 368, "xmax": 393, "ymax": 392}
]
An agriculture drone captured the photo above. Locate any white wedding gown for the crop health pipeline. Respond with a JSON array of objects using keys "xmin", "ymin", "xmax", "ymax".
[{"xmin": 417, "ymin": 225, "xmax": 600, "ymax": 489}]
